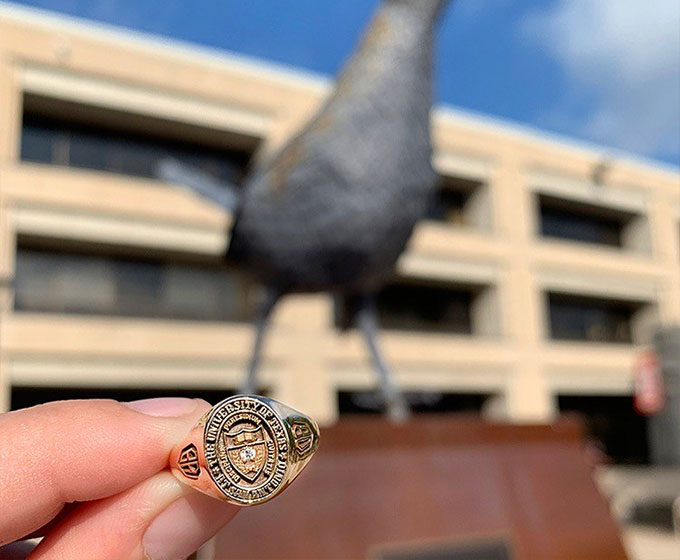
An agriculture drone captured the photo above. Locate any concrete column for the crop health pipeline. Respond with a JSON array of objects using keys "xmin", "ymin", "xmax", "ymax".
[
  {"xmin": 648, "ymin": 191, "xmax": 680, "ymax": 325},
  {"xmin": 0, "ymin": 193, "xmax": 15, "ymax": 413},
  {"xmin": 503, "ymin": 272, "xmax": 554, "ymax": 422},
  {"xmin": 0, "ymin": 57, "xmax": 19, "ymax": 412},
  {"xmin": 492, "ymin": 153, "xmax": 555, "ymax": 422},
  {"xmin": 0, "ymin": 58, "xmax": 20, "ymax": 163},
  {"xmin": 0, "ymin": 358, "xmax": 9, "ymax": 412},
  {"xmin": 0, "ymin": 195, "xmax": 14, "ymax": 292},
  {"xmin": 270, "ymin": 294, "xmax": 337, "ymax": 426}
]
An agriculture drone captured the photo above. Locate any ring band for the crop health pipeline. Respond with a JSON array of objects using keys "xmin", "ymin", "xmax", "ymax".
[{"xmin": 169, "ymin": 395, "xmax": 319, "ymax": 506}]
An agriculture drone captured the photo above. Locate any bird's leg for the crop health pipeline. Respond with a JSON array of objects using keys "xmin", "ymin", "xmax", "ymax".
[
  {"xmin": 355, "ymin": 295, "xmax": 411, "ymax": 422},
  {"xmin": 241, "ymin": 287, "xmax": 280, "ymax": 395}
]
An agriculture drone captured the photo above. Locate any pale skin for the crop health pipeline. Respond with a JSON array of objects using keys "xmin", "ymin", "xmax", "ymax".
[{"xmin": 0, "ymin": 398, "xmax": 240, "ymax": 560}]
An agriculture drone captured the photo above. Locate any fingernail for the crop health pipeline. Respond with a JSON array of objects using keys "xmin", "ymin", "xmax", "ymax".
[
  {"xmin": 125, "ymin": 398, "xmax": 198, "ymax": 417},
  {"xmin": 143, "ymin": 494, "xmax": 238, "ymax": 560}
]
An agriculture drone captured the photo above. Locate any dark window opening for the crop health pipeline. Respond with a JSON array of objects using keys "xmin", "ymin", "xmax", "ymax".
[
  {"xmin": 13, "ymin": 245, "xmax": 258, "ymax": 323},
  {"xmin": 335, "ymin": 281, "xmax": 480, "ymax": 335},
  {"xmin": 376, "ymin": 282, "xmax": 476, "ymax": 334},
  {"xmin": 20, "ymin": 104, "xmax": 253, "ymax": 184},
  {"xmin": 10, "ymin": 386, "xmax": 238, "ymax": 412},
  {"xmin": 426, "ymin": 176, "xmax": 482, "ymax": 226},
  {"xmin": 547, "ymin": 292, "xmax": 643, "ymax": 344},
  {"xmin": 538, "ymin": 194, "xmax": 635, "ymax": 248},
  {"xmin": 338, "ymin": 391, "xmax": 490, "ymax": 415},
  {"xmin": 558, "ymin": 395, "xmax": 650, "ymax": 464}
]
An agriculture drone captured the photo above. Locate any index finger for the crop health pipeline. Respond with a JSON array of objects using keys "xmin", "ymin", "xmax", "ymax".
[{"xmin": 0, "ymin": 398, "xmax": 209, "ymax": 545}]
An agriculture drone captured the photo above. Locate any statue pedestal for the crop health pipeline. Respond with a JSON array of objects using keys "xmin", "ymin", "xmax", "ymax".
[{"xmin": 216, "ymin": 415, "xmax": 626, "ymax": 559}]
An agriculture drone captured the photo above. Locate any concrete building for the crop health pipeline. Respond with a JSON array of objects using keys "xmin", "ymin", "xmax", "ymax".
[{"xmin": 1, "ymin": 4, "xmax": 678, "ymax": 460}]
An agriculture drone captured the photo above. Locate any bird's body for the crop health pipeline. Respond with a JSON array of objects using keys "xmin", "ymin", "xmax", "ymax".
[
  {"xmin": 230, "ymin": 0, "xmax": 443, "ymax": 294},
  {"xmin": 159, "ymin": 0, "xmax": 450, "ymax": 419}
]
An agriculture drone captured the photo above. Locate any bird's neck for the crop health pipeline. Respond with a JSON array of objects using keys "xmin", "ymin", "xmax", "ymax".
[
  {"xmin": 331, "ymin": 0, "xmax": 448, "ymax": 103},
  {"xmin": 383, "ymin": 0, "xmax": 449, "ymax": 25},
  {"xmin": 361, "ymin": 0, "xmax": 447, "ymax": 51}
]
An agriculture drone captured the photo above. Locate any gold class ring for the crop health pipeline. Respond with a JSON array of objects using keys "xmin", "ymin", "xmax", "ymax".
[{"xmin": 169, "ymin": 395, "xmax": 319, "ymax": 506}]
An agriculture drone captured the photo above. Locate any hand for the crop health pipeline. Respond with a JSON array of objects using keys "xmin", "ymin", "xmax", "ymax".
[{"xmin": 0, "ymin": 398, "xmax": 239, "ymax": 559}]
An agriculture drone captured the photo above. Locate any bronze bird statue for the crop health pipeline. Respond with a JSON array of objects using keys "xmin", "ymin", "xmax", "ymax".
[{"xmin": 159, "ymin": 0, "xmax": 451, "ymax": 420}]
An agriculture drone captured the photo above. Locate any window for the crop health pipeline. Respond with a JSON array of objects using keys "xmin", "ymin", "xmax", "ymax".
[
  {"xmin": 21, "ymin": 111, "xmax": 252, "ymax": 184},
  {"xmin": 546, "ymin": 292, "xmax": 647, "ymax": 344},
  {"xmin": 426, "ymin": 176, "xmax": 491, "ymax": 229},
  {"xmin": 427, "ymin": 180, "xmax": 471, "ymax": 225},
  {"xmin": 338, "ymin": 391, "xmax": 492, "ymax": 415},
  {"xmin": 558, "ymin": 395, "xmax": 649, "ymax": 464},
  {"xmin": 335, "ymin": 279, "xmax": 500, "ymax": 336},
  {"xmin": 537, "ymin": 194, "xmax": 648, "ymax": 251},
  {"xmin": 376, "ymin": 282, "xmax": 474, "ymax": 334},
  {"xmin": 14, "ymin": 247, "xmax": 257, "ymax": 322}
]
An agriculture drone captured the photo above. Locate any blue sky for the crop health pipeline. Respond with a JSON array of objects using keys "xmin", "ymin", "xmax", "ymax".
[{"xmin": 7, "ymin": 0, "xmax": 680, "ymax": 168}]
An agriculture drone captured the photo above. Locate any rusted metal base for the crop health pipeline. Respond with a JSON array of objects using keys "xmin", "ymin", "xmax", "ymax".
[{"xmin": 216, "ymin": 415, "xmax": 627, "ymax": 560}]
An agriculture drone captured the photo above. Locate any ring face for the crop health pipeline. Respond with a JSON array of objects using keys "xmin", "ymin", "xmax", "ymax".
[
  {"xmin": 170, "ymin": 394, "xmax": 319, "ymax": 506},
  {"xmin": 204, "ymin": 396, "xmax": 289, "ymax": 505}
]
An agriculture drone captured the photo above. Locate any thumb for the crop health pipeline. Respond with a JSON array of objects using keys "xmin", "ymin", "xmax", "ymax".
[{"xmin": 0, "ymin": 398, "xmax": 211, "ymax": 545}]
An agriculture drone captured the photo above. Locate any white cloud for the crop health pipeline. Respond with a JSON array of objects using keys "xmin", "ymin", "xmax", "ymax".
[{"xmin": 521, "ymin": 0, "xmax": 680, "ymax": 161}]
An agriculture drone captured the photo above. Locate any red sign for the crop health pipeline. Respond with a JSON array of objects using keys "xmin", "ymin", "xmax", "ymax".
[{"xmin": 633, "ymin": 351, "xmax": 665, "ymax": 415}]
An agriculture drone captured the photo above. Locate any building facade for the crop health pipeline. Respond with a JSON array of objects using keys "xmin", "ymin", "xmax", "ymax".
[{"xmin": 1, "ymin": 6, "xmax": 679, "ymax": 447}]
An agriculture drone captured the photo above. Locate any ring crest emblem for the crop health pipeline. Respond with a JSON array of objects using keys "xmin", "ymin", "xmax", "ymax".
[
  {"xmin": 223, "ymin": 425, "xmax": 267, "ymax": 483},
  {"xmin": 192, "ymin": 395, "xmax": 318, "ymax": 505}
]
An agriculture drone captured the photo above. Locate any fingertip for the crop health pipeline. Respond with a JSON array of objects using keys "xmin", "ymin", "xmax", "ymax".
[{"xmin": 125, "ymin": 398, "xmax": 199, "ymax": 418}]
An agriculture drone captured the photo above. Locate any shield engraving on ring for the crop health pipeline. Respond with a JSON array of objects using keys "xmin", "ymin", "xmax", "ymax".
[
  {"xmin": 207, "ymin": 398, "xmax": 287, "ymax": 502},
  {"xmin": 170, "ymin": 395, "xmax": 319, "ymax": 506}
]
